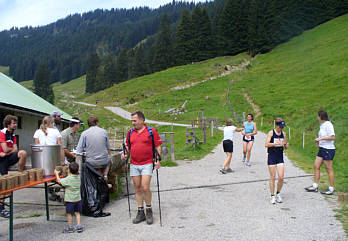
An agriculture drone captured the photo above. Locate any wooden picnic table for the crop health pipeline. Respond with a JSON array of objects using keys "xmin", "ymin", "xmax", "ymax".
[{"xmin": 0, "ymin": 176, "xmax": 57, "ymax": 241}]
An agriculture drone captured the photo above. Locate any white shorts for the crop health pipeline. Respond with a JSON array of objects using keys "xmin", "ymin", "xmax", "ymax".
[{"xmin": 130, "ymin": 163, "xmax": 153, "ymax": 176}]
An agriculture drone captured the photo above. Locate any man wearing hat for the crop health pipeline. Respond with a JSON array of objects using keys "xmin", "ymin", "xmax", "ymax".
[
  {"xmin": 50, "ymin": 111, "xmax": 63, "ymax": 131},
  {"xmin": 61, "ymin": 117, "xmax": 82, "ymax": 163}
]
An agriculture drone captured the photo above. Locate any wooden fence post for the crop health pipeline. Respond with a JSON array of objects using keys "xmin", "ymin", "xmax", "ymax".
[{"xmin": 170, "ymin": 132, "xmax": 175, "ymax": 161}]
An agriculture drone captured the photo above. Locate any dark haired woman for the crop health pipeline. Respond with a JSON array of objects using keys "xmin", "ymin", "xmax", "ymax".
[
  {"xmin": 305, "ymin": 110, "xmax": 336, "ymax": 195},
  {"xmin": 242, "ymin": 113, "xmax": 257, "ymax": 166},
  {"xmin": 265, "ymin": 118, "xmax": 289, "ymax": 204}
]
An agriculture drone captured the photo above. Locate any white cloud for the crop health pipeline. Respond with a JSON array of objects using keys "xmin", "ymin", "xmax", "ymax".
[{"xmin": 0, "ymin": 0, "xmax": 208, "ymax": 31}]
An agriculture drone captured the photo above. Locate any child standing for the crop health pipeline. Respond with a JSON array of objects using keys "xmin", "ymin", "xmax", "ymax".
[{"xmin": 54, "ymin": 162, "xmax": 83, "ymax": 233}]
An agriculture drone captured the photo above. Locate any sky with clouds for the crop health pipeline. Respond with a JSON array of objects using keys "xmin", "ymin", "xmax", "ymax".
[{"xmin": 0, "ymin": 0, "xmax": 208, "ymax": 31}]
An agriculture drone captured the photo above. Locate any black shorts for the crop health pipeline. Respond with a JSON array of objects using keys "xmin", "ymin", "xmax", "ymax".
[
  {"xmin": 267, "ymin": 152, "xmax": 284, "ymax": 165},
  {"xmin": 317, "ymin": 147, "xmax": 335, "ymax": 161},
  {"xmin": 66, "ymin": 200, "xmax": 82, "ymax": 214},
  {"xmin": 243, "ymin": 135, "xmax": 255, "ymax": 142},
  {"xmin": 223, "ymin": 140, "xmax": 233, "ymax": 153},
  {"xmin": 0, "ymin": 151, "xmax": 19, "ymax": 175}
]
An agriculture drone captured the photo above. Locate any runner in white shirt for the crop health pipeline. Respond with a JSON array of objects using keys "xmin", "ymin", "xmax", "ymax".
[
  {"xmin": 305, "ymin": 110, "xmax": 336, "ymax": 195},
  {"xmin": 220, "ymin": 118, "xmax": 243, "ymax": 174}
]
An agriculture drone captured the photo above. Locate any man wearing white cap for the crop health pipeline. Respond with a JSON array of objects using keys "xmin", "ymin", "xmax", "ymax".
[
  {"xmin": 61, "ymin": 117, "xmax": 82, "ymax": 163},
  {"xmin": 50, "ymin": 111, "xmax": 63, "ymax": 131}
]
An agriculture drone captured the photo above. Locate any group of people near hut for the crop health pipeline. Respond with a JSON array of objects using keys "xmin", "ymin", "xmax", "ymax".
[
  {"xmin": 0, "ymin": 109, "xmax": 337, "ymax": 230},
  {"xmin": 0, "ymin": 110, "xmax": 162, "ymax": 233},
  {"xmin": 222, "ymin": 110, "xmax": 336, "ymax": 204}
]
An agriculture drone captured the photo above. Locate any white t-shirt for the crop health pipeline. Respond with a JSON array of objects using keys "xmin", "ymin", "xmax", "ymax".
[
  {"xmin": 223, "ymin": 126, "xmax": 237, "ymax": 141},
  {"xmin": 33, "ymin": 128, "xmax": 62, "ymax": 145},
  {"xmin": 318, "ymin": 121, "xmax": 335, "ymax": 149}
]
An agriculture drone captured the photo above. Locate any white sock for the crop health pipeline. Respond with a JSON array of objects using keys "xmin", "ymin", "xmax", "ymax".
[
  {"xmin": 312, "ymin": 183, "xmax": 318, "ymax": 188},
  {"xmin": 329, "ymin": 186, "xmax": 334, "ymax": 192}
]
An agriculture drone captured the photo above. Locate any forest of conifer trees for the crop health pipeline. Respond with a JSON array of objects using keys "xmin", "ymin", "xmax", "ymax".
[{"xmin": 0, "ymin": 0, "xmax": 347, "ymax": 94}]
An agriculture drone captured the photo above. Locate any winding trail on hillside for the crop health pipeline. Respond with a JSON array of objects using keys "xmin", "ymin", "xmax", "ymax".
[
  {"xmin": 170, "ymin": 59, "xmax": 251, "ymax": 91},
  {"xmin": 6, "ymin": 132, "xmax": 346, "ymax": 240},
  {"xmin": 243, "ymin": 91, "xmax": 262, "ymax": 117},
  {"xmin": 105, "ymin": 106, "xmax": 191, "ymax": 127}
]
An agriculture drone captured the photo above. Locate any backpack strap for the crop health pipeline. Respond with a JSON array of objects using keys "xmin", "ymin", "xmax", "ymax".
[
  {"xmin": 127, "ymin": 128, "xmax": 135, "ymax": 151},
  {"xmin": 147, "ymin": 126, "xmax": 155, "ymax": 159}
]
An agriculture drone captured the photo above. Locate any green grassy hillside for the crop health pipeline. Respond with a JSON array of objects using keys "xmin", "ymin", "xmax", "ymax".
[
  {"xmin": 227, "ymin": 14, "xmax": 348, "ymax": 192},
  {"xmin": 83, "ymin": 55, "xmax": 249, "ymax": 106}
]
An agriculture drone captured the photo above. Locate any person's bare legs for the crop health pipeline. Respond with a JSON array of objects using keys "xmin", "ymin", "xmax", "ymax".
[
  {"xmin": 132, "ymin": 176, "xmax": 144, "ymax": 207},
  {"xmin": 246, "ymin": 141, "xmax": 254, "ymax": 162},
  {"xmin": 141, "ymin": 175, "xmax": 152, "ymax": 206},
  {"xmin": 276, "ymin": 163, "xmax": 284, "ymax": 193},
  {"xmin": 67, "ymin": 213, "xmax": 73, "ymax": 226},
  {"xmin": 314, "ymin": 156, "xmax": 323, "ymax": 184},
  {"xmin": 323, "ymin": 160, "xmax": 334, "ymax": 187},
  {"xmin": 243, "ymin": 141, "xmax": 247, "ymax": 160},
  {"xmin": 17, "ymin": 150, "xmax": 27, "ymax": 172},
  {"xmin": 75, "ymin": 212, "xmax": 81, "ymax": 226},
  {"xmin": 268, "ymin": 165, "xmax": 276, "ymax": 195},
  {"xmin": 223, "ymin": 152, "xmax": 232, "ymax": 169}
]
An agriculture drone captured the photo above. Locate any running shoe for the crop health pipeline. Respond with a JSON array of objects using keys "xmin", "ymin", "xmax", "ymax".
[
  {"xmin": 219, "ymin": 168, "xmax": 227, "ymax": 174},
  {"xmin": 246, "ymin": 162, "xmax": 251, "ymax": 167},
  {"xmin": 320, "ymin": 188, "xmax": 334, "ymax": 195},
  {"xmin": 226, "ymin": 168, "xmax": 234, "ymax": 173},
  {"xmin": 62, "ymin": 226, "xmax": 75, "ymax": 233},
  {"xmin": 305, "ymin": 186, "xmax": 318, "ymax": 192},
  {"xmin": 75, "ymin": 225, "xmax": 84, "ymax": 233},
  {"xmin": 0, "ymin": 209, "xmax": 10, "ymax": 218},
  {"xmin": 242, "ymin": 156, "xmax": 246, "ymax": 163},
  {"xmin": 270, "ymin": 195, "xmax": 276, "ymax": 204},
  {"xmin": 276, "ymin": 194, "xmax": 282, "ymax": 203}
]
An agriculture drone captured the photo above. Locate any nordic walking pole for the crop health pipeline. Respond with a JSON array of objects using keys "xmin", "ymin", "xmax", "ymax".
[
  {"xmin": 123, "ymin": 143, "xmax": 131, "ymax": 218},
  {"xmin": 155, "ymin": 152, "xmax": 163, "ymax": 227}
]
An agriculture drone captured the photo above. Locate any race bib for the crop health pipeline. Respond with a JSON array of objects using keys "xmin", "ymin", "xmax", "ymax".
[
  {"xmin": 274, "ymin": 138, "xmax": 284, "ymax": 147},
  {"xmin": 245, "ymin": 135, "xmax": 251, "ymax": 141}
]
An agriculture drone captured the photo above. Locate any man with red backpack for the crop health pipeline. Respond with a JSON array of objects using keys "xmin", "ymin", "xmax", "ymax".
[{"xmin": 121, "ymin": 111, "xmax": 162, "ymax": 225}]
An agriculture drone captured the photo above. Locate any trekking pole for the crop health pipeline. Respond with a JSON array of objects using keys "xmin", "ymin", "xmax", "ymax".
[
  {"xmin": 123, "ymin": 143, "xmax": 131, "ymax": 219},
  {"xmin": 155, "ymin": 152, "xmax": 163, "ymax": 227}
]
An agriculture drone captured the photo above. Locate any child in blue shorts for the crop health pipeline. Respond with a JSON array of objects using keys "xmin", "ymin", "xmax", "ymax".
[{"xmin": 54, "ymin": 162, "xmax": 83, "ymax": 233}]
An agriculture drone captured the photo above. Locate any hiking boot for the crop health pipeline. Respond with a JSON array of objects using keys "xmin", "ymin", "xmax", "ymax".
[
  {"xmin": 75, "ymin": 225, "xmax": 84, "ymax": 233},
  {"xmin": 62, "ymin": 226, "xmax": 75, "ymax": 233},
  {"xmin": 146, "ymin": 208, "xmax": 153, "ymax": 225},
  {"xmin": 226, "ymin": 168, "xmax": 234, "ymax": 173},
  {"xmin": 305, "ymin": 186, "xmax": 318, "ymax": 192},
  {"xmin": 0, "ymin": 209, "xmax": 10, "ymax": 218},
  {"xmin": 320, "ymin": 188, "xmax": 334, "ymax": 195},
  {"xmin": 132, "ymin": 209, "xmax": 146, "ymax": 224},
  {"xmin": 270, "ymin": 195, "xmax": 276, "ymax": 204},
  {"xmin": 219, "ymin": 168, "xmax": 227, "ymax": 174},
  {"xmin": 276, "ymin": 194, "xmax": 282, "ymax": 203}
]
